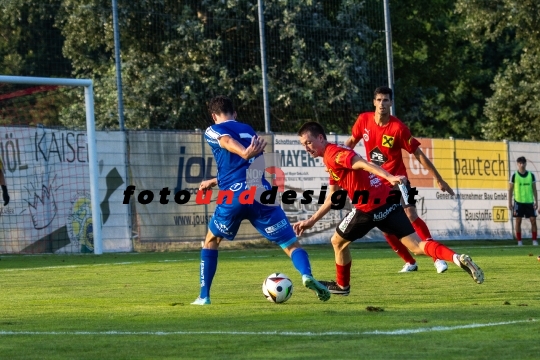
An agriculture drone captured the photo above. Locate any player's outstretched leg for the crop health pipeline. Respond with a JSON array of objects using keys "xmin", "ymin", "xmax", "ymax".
[
  {"xmin": 402, "ymin": 235, "xmax": 485, "ymax": 284},
  {"xmin": 456, "ymin": 254, "xmax": 484, "ymax": 284},
  {"xmin": 302, "ymin": 275, "xmax": 331, "ymax": 301},
  {"xmin": 422, "ymin": 240, "xmax": 484, "ymax": 284},
  {"xmin": 287, "ymin": 247, "xmax": 330, "ymax": 301}
]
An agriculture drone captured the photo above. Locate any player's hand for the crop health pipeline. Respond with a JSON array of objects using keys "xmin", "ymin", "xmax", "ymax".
[
  {"xmin": 437, "ymin": 178, "xmax": 455, "ymax": 196},
  {"xmin": 293, "ymin": 219, "xmax": 315, "ymax": 236},
  {"xmin": 199, "ymin": 179, "xmax": 216, "ymax": 192},
  {"xmin": 244, "ymin": 135, "xmax": 267, "ymax": 159},
  {"xmin": 388, "ymin": 175, "xmax": 407, "ymax": 186},
  {"xmin": 508, "ymin": 203, "xmax": 513, "ymax": 212}
]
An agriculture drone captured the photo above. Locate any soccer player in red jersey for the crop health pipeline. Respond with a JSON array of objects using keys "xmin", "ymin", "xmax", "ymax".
[
  {"xmin": 345, "ymin": 86, "xmax": 455, "ymax": 274},
  {"xmin": 293, "ymin": 122, "xmax": 483, "ymax": 295}
]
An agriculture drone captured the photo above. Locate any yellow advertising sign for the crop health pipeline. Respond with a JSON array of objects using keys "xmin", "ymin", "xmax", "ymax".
[{"xmin": 433, "ymin": 139, "xmax": 508, "ymax": 190}]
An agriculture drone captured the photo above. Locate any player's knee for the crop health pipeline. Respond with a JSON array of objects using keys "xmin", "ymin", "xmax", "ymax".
[
  {"xmin": 203, "ymin": 231, "xmax": 221, "ymax": 249},
  {"xmin": 331, "ymin": 233, "xmax": 348, "ymax": 251}
]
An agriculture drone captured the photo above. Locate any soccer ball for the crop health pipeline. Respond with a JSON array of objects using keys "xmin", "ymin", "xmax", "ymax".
[{"xmin": 262, "ymin": 273, "xmax": 293, "ymax": 303}]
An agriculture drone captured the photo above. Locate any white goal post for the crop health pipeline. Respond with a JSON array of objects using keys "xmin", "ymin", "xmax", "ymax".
[{"xmin": 0, "ymin": 75, "xmax": 102, "ymax": 254}]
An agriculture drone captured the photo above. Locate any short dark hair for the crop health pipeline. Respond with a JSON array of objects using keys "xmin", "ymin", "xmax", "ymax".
[
  {"xmin": 208, "ymin": 95, "xmax": 235, "ymax": 116},
  {"xmin": 516, "ymin": 156, "xmax": 526, "ymax": 163},
  {"xmin": 297, "ymin": 121, "xmax": 327, "ymax": 140},
  {"xmin": 374, "ymin": 86, "xmax": 393, "ymax": 100}
]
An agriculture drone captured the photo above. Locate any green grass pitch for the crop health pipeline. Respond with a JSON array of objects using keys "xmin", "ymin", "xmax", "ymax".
[{"xmin": 0, "ymin": 240, "xmax": 539, "ymax": 359}]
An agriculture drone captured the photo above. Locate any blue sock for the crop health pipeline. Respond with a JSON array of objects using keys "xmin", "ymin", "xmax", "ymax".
[
  {"xmin": 290, "ymin": 248, "xmax": 312, "ymax": 276},
  {"xmin": 199, "ymin": 249, "xmax": 218, "ymax": 299}
]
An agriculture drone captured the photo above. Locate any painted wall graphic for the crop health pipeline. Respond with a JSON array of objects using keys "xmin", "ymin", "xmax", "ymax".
[
  {"xmin": 402, "ymin": 138, "xmax": 512, "ymax": 240},
  {"xmin": 0, "ymin": 127, "xmax": 130, "ymax": 254}
]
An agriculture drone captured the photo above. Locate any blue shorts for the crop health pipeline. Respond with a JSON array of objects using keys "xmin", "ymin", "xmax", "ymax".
[{"xmin": 208, "ymin": 200, "xmax": 297, "ymax": 249}]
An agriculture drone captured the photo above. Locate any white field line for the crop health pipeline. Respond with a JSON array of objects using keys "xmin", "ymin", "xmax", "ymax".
[{"xmin": 0, "ymin": 319, "xmax": 534, "ymax": 337}]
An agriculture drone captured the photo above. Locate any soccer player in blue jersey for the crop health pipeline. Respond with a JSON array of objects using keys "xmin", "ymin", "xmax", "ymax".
[{"xmin": 191, "ymin": 95, "xmax": 331, "ymax": 305}]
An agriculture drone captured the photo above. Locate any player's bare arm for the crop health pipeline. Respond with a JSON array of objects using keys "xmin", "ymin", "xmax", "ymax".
[
  {"xmin": 350, "ymin": 155, "xmax": 405, "ymax": 186},
  {"xmin": 413, "ymin": 148, "xmax": 455, "ymax": 195},
  {"xmin": 199, "ymin": 178, "xmax": 218, "ymax": 191},
  {"xmin": 293, "ymin": 184, "xmax": 340, "ymax": 236},
  {"xmin": 344, "ymin": 135, "xmax": 360, "ymax": 149},
  {"xmin": 508, "ymin": 182, "xmax": 514, "ymax": 212},
  {"xmin": 218, "ymin": 134, "xmax": 267, "ymax": 160}
]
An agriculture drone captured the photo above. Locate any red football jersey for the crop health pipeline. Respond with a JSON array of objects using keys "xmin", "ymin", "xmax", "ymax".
[
  {"xmin": 351, "ymin": 112, "xmax": 420, "ymax": 179},
  {"xmin": 323, "ymin": 143, "xmax": 391, "ymax": 213}
]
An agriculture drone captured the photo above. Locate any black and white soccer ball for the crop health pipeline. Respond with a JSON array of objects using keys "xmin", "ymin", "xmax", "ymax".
[{"xmin": 262, "ymin": 272, "xmax": 293, "ymax": 303}]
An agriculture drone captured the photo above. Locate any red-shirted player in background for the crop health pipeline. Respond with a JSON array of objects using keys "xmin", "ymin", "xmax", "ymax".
[
  {"xmin": 345, "ymin": 86, "xmax": 455, "ymax": 274},
  {"xmin": 293, "ymin": 122, "xmax": 483, "ymax": 295}
]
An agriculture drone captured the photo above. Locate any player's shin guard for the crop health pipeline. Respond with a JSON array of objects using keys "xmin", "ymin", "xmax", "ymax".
[
  {"xmin": 336, "ymin": 262, "xmax": 351, "ymax": 288},
  {"xmin": 199, "ymin": 249, "xmax": 218, "ymax": 298},
  {"xmin": 384, "ymin": 233, "xmax": 416, "ymax": 264},
  {"xmin": 290, "ymin": 248, "xmax": 312, "ymax": 276},
  {"xmin": 422, "ymin": 240, "xmax": 455, "ymax": 262}
]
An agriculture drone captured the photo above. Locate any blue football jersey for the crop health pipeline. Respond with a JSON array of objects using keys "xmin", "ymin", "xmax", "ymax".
[{"xmin": 204, "ymin": 120, "xmax": 264, "ymax": 191}]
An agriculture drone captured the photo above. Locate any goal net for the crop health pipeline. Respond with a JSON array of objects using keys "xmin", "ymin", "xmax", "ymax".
[{"xmin": 0, "ymin": 76, "xmax": 105, "ymax": 254}]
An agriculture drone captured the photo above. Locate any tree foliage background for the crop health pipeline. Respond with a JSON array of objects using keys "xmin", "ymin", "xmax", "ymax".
[{"xmin": 0, "ymin": 0, "xmax": 539, "ymax": 140}]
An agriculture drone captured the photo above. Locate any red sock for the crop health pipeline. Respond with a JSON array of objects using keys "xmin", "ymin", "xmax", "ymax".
[
  {"xmin": 336, "ymin": 262, "xmax": 351, "ymax": 288},
  {"xmin": 384, "ymin": 233, "xmax": 416, "ymax": 264},
  {"xmin": 411, "ymin": 218, "xmax": 437, "ymax": 262},
  {"xmin": 411, "ymin": 218, "xmax": 433, "ymax": 241},
  {"xmin": 532, "ymin": 232, "xmax": 537, "ymax": 240},
  {"xmin": 422, "ymin": 240, "xmax": 456, "ymax": 262},
  {"xmin": 516, "ymin": 232, "xmax": 522, "ymax": 241}
]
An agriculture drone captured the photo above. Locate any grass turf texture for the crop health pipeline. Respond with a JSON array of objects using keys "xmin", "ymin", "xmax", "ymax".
[{"xmin": 0, "ymin": 240, "xmax": 539, "ymax": 359}]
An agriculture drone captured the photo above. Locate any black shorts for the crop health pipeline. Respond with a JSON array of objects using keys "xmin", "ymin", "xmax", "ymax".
[
  {"xmin": 336, "ymin": 203, "xmax": 415, "ymax": 242},
  {"xmin": 514, "ymin": 202, "xmax": 537, "ymax": 218}
]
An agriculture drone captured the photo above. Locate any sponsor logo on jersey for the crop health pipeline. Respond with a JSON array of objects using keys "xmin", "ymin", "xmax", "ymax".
[
  {"xmin": 373, "ymin": 204, "xmax": 400, "ymax": 221},
  {"xmin": 382, "ymin": 134, "xmax": 394, "ymax": 148},
  {"xmin": 328, "ymin": 168, "xmax": 340, "ymax": 181},
  {"xmin": 265, "ymin": 219, "xmax": 288, "ymax": 234},
  {"xmin": 369, "ymin": 147, "xmax": 387, "ymax": 166},
  {"xmin": 230, "ymin": 182, "xmax": 244, "ymax": 191},
  {"xmin": 368, "ymin": 173, "xmax": 382, "ymax": 187},
  {"xmin": 363, "ymin": 128, "xmax": 370, "ymax": 142},
  {"xmin": 335, "ymin": 151, "xmax": 347, "ymax": 166}
]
